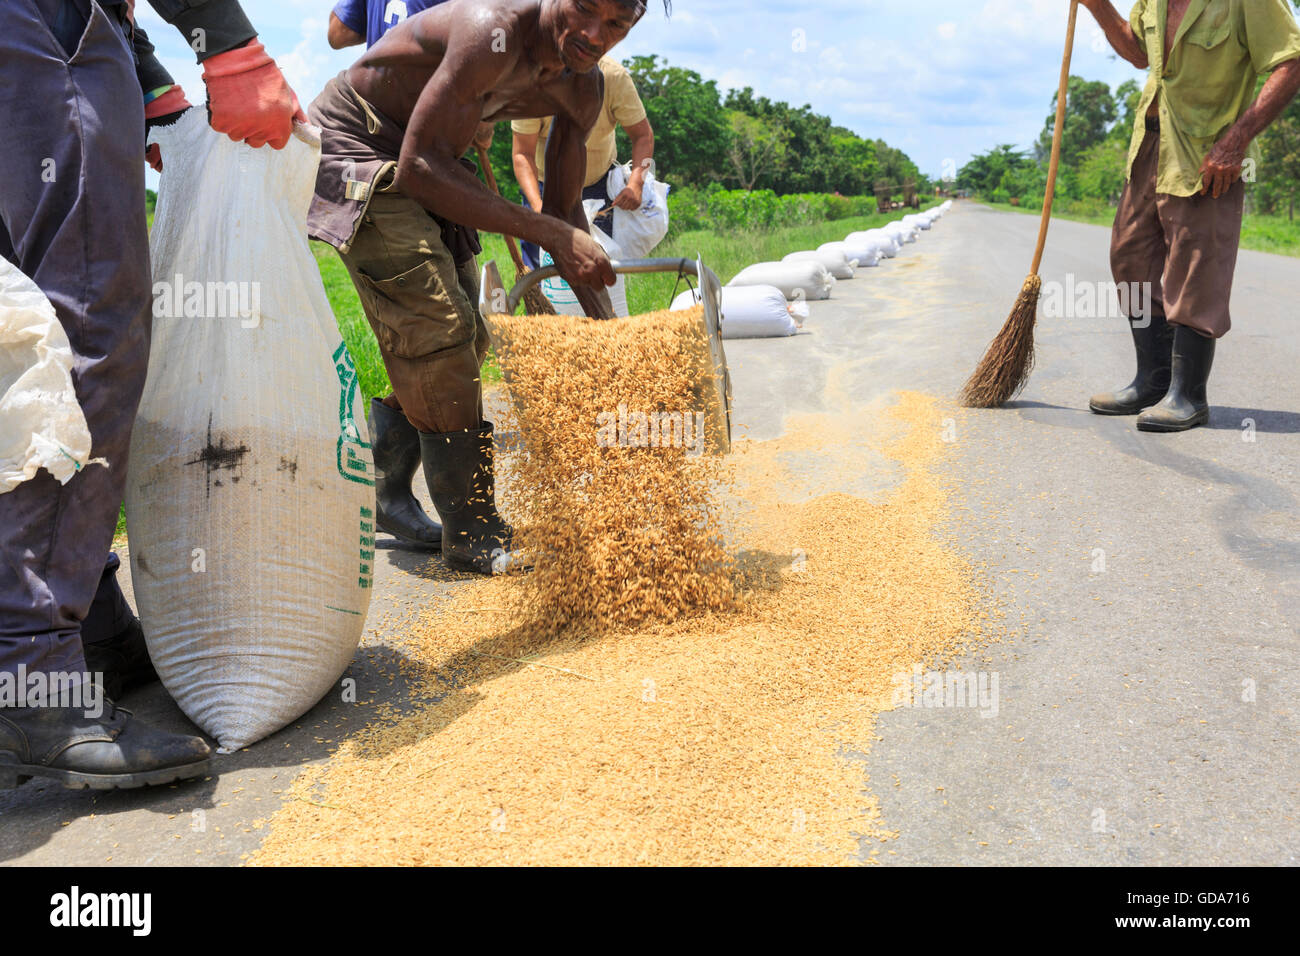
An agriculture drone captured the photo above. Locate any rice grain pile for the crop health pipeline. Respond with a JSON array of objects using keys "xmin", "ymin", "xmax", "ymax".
[
  {"xmin": 490, "ymin": 306, "xmax": 733, "ymax": 634},
  {"xmin": 250, "ymin": 390, "xmax": 987, "ymax": 866}
]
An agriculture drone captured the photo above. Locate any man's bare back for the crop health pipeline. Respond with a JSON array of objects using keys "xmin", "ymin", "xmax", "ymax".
[{"xmin": 346, "ymin": 0, "xmax": 602, "ymax": 157}]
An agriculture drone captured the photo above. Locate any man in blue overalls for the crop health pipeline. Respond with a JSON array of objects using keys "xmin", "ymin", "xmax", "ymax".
[{"xmin": 0, "ymin": 0, "xmax": 300, "ymax": 790}]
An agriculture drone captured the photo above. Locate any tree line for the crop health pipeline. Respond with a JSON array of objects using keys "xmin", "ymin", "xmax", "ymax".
[{"xmin": 485, "ymin": 54, "xmax": 924, "ymax": 202}]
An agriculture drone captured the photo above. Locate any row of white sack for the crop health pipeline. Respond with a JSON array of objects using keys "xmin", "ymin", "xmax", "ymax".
[
  {"xmin": 726, "ymin": 203, "xmax": 953, "ymax": 302},
  {"xmin": 670, "ymin": 284, "xmax": 807, "ymax": 339}
]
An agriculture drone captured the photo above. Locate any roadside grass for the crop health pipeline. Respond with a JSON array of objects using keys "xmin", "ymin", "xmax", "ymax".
[{"xmin": 989, "ymin": 199, "xmax": 1300, "ymax": 258}]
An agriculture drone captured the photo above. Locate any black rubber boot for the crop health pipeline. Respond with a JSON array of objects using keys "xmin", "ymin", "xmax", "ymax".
[
  {"xmin": 420, "ymin": 422, "xmax": 520, "ymax": 575},
  {"xmin": 370, "ymin": 398, "xmax": 442, "ymax": 550},
  {"xmin": 1137, "ymin": 325, "xmax": 1216, "ymax": 432},
  {"xmin": 1089, "ymin": 311, "xmax": 1175, "ymax": 415},
  {"xmin": 83, "ymin": 618, "xmax": 158, "ymax": 699},
  {"xmin": 0, "ymin": 700, "xmax": 211, "ymax": 791}
]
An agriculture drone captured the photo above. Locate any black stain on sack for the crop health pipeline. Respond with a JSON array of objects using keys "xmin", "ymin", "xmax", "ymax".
[
  {"xmin": 279, "ymin": 457, "xmax": 299, "ymax": 479},
  {"xmin": 187, "ymin": 413, "xmax": 250, "ymax": 498}
]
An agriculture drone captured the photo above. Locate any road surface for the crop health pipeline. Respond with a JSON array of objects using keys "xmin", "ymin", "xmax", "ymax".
[{"xmin": 3, "ymin": 202, "xmax": 1296, "ymax": 865}]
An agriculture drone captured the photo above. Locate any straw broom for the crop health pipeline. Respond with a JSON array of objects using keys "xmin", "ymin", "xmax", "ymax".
[
  {"xmin": 476, "ymin": 144, "xmax": 557, "ymax": 316},
  {"xmin": 961, "ymin": 0, "xmax": 1079, "ymax": 408}
]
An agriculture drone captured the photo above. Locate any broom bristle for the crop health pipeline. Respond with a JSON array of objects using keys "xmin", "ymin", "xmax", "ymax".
[
  {"xmin": 523, "ymin": 283, "xmax": 557, "ymax": 316},
  {"xmin": 960, "ymin": 274, "xmax": 1042, "ymax": 408}
]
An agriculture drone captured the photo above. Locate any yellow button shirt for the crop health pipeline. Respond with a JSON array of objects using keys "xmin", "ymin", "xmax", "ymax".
[{"xmin": 1127, "ymin": 0, "xmax": 1300, "ymax": 196}]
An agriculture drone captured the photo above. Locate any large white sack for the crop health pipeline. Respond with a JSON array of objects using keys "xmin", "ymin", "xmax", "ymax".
[
  {"xmin": 847, "ymin": 230, "xmax": 899, "ymax": 258},
  {"xmin": 782, "ymin": 248, "xmax": 855, "ymax": 279},
  {"xmin": 540, "ymin": 199, "xmax": 628, "ymax": 317},
  {"xmin": 903, "ymin": 214, "xmax": 932, "ymax": 230},
  {"xmin": 819, "ymin": 240, "xmax": 879, "ymax": 268},
  {"xmin": 606, "ymin": 162, "xmax": 670, "ymax": 259},
  {"xmin": 671, "ymin": 284, "xmax": 802, "ymax": 338},
  {"xmin": 129, "ymin": 110, "xmax": 374, "ymax": 752},
  {"xmin": 885, "ymin": 221, "xmax": 918, "ymax": 243},
  {"xmin": 0, "ymin": 260, "xmax": 104, "ymax": 492},
  {"xmin": 728, "ymin": 260, "xmax": 834, "ymax": 301}
]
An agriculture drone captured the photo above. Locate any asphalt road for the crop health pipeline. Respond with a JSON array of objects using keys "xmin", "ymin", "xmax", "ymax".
[{"xmin": 3, "ymin": 201, "xmax": 1296, "ymax": 865}]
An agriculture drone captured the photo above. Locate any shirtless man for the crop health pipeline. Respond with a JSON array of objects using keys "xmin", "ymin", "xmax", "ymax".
[
  {"xmin": 308, "ymin": 0, "xmax": 667, "ymax": 574},
  {"xmin": 1082, "ymin": 0, "xmax": 1300, "ymax": 431}
]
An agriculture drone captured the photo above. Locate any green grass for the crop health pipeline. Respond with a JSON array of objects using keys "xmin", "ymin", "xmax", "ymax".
[{"xmin": 988, "ymin": 197, "xmax": 1300, "ymax": 257}]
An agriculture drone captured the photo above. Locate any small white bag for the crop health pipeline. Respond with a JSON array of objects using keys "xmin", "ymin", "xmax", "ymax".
[{"xmin": 606, "ymin": 162, "xmax": 670, "ymax": 259}]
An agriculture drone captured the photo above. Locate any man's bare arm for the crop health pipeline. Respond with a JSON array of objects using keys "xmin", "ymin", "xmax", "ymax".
[
  {"xmin": 513, "ymin": 129, "xmax": 545, "ymax": 212},
  {"xmin": 543, "ymin": 108, "xmax": 615, "ymax": 319},
  {"xmin": 1201, "ymin": 57, "xmax": 1300, "ymax": 198},
  {"xmin": 1080, "ymin": 0, "xmax": 1149, "ymax": 69},
  {"xmin": 328, "ymin": 12, "xmax": 364, "ymax": 49},
  {"xmin": 391, "ymin": 18, "xmax": 613, "ymax": 292}
]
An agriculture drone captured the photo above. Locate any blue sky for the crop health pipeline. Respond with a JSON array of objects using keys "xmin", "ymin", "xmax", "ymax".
[{"xmin": 135, "ymin": 0, "xmax": 1288, "ymax": 184}]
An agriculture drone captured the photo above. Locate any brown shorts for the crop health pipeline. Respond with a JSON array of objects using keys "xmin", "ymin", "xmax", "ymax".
[
  {"xmin": 1110, "ymin": 130, "xmax": 1244, "ymax": 338},
  {"xmin": 339, "ymin": 169, "xmax": 490, "ymax": 434}
]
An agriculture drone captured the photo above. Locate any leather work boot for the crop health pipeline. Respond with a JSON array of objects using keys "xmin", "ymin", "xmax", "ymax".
[
  {"xmin": 420, "ymin": 422, "xmax": 525, "ymax": 575},
  {"xmin": 83, "ymin": 618, "xmax": 158, "ymax": 700},
  {"xmin": 1137, "ymin": 325, "xmax": 1217, "ymax": 432},
  {"xmin": 1089, "ymin": 311, "xmax": 1175, "ymax": 415},
  {"xmin": 0, "ymin": 700, "xmax": 211, "ymax": 791},
  {"xmin": 370, "ymin": 398, "xmax": 442, "ymax": 550}
]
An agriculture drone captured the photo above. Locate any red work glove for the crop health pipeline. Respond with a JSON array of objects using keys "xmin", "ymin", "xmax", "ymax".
[
  {"xmin": 144, "ymin": 86, "xmax": 194, "ymax": 172},
  {"xmin": 201, "ymin": 39, "xmax": 306, "ymax": 150}
]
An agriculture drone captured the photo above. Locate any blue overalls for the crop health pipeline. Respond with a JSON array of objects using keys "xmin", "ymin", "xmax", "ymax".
[{"xmin": 0, "ymin": 0, "xmax": 151, "ymax": 677}]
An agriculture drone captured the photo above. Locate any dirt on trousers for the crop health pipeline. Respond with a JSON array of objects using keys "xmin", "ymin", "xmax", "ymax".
[{"xmin": 249, "ymin": 307, "xmax": 987, "ymax": 866}]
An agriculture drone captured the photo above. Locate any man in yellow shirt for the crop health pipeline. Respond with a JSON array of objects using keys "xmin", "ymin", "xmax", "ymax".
[
  {"xmin": 512, "ymin": 55, "xmax": 655, "ymax": 270},
  {"xmin": 1083, "ymin": 0, "xmax": 1300, "ymax": 431}
]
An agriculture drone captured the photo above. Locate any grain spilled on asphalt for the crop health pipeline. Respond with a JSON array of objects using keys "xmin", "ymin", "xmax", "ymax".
[{"xmin": 251, "ymin": 381, "xmax": 984, "ymax": 866}]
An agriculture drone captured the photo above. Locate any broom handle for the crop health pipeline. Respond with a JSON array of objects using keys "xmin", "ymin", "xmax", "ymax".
[
  {"xmin": 476, "ymin": 144, "xmax": 534, "ymax": 277},
  {"xmin": 1031, "ymin": 0, "xmax": 1080, "ymax": 276}
]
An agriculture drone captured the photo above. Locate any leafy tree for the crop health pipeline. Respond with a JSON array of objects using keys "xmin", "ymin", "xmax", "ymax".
[
  {"xmin": 724, "ymin": 111, "xmax": 790, "ymax": 190},
  {"xmin": 1258, "ymin": 90, "xmax": 1300, "ymax": 219},
  {"xmin": 829, "ymin": 130, "xmax": 880, "ymax": 196},
  {"xmin": 621, "ymin": 55, "xmax": 731, "ymax": 187},
  {"xmin": 1035, "ymin": 76, "xmax": 1118, "ymax": 168},
  {"xmin": 957, "ymin": 144, "xmax": 1035, "ymax": 195}
]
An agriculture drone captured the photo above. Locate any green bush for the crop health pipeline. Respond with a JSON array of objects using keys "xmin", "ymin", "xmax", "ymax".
[
  {"xmin": 991, "ymin": 187, "xmax": 1010, "ymax": 204},
  {"xmin": 665, "ymin": 186, "xmax": 883, "ymax": 241},
  {"xmin": 825, "ymin": 194, "xmax": 854, "ymax": 221}
]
